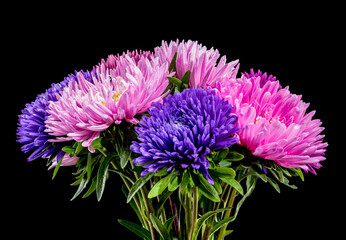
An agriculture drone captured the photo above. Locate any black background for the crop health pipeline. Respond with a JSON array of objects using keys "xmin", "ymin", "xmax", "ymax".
[{"xmin": 5, "ymin": 3, "xmax": 343, "ymax": 239}]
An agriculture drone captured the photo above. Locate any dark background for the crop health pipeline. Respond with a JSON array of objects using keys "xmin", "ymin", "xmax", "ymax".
[{"xmin": 5, "ymin": 3, "xmax": 342, "ymax": 239}]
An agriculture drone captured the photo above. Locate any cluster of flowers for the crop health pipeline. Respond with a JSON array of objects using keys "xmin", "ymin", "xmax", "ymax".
[
  {"xmin": 17, "ymin": 39, "xmax": 327, "ymax": 178},
  {"xmin": 17, "ymin": 39, "xmax": 327, "ymax": 240}
]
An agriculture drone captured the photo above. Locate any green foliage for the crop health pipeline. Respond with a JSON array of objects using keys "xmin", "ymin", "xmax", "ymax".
[
  {"xmin": 118, "ymin": 219, "xmax": 152, "ymax": 240},
  {"xmin": 148, "ymin": 170, "xmax": 177, "ymax": 198}
]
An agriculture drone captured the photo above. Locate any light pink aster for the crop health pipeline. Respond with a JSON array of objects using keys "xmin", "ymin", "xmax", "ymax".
[
  {"xmin": 155, "ymin": 39, "xmax": 239, "ymax": 88},
  {"xmin": 215, "ymin": 74, "xmax": 328, "ymax": 173},
  {"xmin": 45, "ymin": 54, "xmax": 170, "ymax": 152},
  {"xmin": 48, "ymin": 154, "xmax": 79, "ymax": 170}
]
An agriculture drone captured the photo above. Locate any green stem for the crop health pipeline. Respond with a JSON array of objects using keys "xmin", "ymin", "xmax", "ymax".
[
  {"xmin": 217, "ymin": 187, "xmax": 237, "ymax": 240},
  {"xmin": 110, "ymin": 162, "xmax": 148, "ymax": 230},
  {"xmin": 129, "ymin": 162, "xmax": 156, "ymax": 240},
  {"xmin": 203, "ymin": 184, "xmax": 230, "ymax": 240},
  {"xmin": 189, "ymin": 186, "xmax": 198, "ymax": 240},
  {"xmin": 185, "ymin": 194, "xmax": 192, "ymax": 239}
]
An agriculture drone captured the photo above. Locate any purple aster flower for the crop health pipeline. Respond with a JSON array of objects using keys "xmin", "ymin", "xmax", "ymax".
[
  {"xmin": 17, "ymin": 70, "xmax": 95, "ymax": 161},
  {"xmin": 241, "ymin": 69, "xmax": 277, "ymax": 87},
  {"xmin": 130, "ymin": 88, "xmax": 241, "ymax": 184}
]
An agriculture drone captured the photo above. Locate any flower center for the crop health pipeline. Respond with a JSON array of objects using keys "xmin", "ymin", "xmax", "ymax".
[{"xmin": 255, "ymin": 104, "xmax": 286, "ymax": 125}]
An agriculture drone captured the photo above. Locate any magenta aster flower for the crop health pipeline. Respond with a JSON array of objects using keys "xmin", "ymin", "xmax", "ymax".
[
  {"xmin": 242, "ymin": 69, "xmax": 277, "ymax": 87},
  {"xmin": 45, "ymin": 55, "xmax": 170, "ymax": 152},
  {"xmin": 215, "ymin": 74, "xmax": 327, "ymax": 173},
  {"xmin": 155, "ymin": 40, "xmax": 239, "ymax": 88}
]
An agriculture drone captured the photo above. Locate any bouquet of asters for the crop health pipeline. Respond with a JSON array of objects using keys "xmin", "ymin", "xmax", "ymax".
[{"xmin": 17, "ymin": 40, "xmax": 327, "ymax": 240}]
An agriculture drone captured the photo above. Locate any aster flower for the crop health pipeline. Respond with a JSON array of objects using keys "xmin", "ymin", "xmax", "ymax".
[
  {"xmin": 45, "ymin": 55, "xmax": 170, "ymax": 152},
  {"xmin": 48, "ymin": 153, "xmax": 79, "ymax": 170},
  {"xmin": 130, "ymin": 88, "xmax": 240, "ymax": 184},
  {"xmin": 155, "ymin": 39, "xmax": 239, "ymax": 88},
  {"xmin": 17, "ymin": 70, "xmax": 95, "ymax": 162},
  {"xmin": 241, "ymin": 68, "xmax": 277, "ymax": 87},
  {"xmin": 216, "ymin": 73, "xmax": 328, "ymax": 173}
]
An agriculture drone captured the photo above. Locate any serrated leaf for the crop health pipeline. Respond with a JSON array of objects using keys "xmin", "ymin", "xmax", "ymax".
[
  {"xmin": 127, "ymin": 172, "xmax": 154, "ymax": 203},
  {"xmin": 148, "ymin": 171, "xmax": 176, "ymax": 199},
  {"xmin": 150, "ymin": 214, "xmax": 171, "ymax": 240},
  {"xmin": 96, "ymin": 153, "xmax": 115, "ymax": 201},
  {"xmin": 118, "ymin": 219, "xmax": 152, "ymax": 240},
  {"xmin": 191, "ymin": 207, "xmax": 231, "ymax": 240}
]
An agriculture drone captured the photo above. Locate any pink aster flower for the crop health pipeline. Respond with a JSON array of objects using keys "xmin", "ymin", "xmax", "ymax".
[
  {"xmin": 215, "ymin": 74, "xmax": 327, "ymax": 173},
  {"xmin": 155, "ymin": 39, "xmax": 239, "ymax": 88},
  {"xmin": 48, "ymin": 154, "xmax": 79, "ymax": 170},
  {"xmin": 45, "ymin": 54, "xmax": 170, "ymax": 152}
]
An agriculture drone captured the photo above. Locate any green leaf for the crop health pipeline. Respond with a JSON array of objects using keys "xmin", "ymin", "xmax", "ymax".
[
  {"xmin": 267, "ymin": 177, "xmax": 281, "ymax": 193},
  {"xmin": 218, "ymin": 160, "xmax": 232, "ymax": 167},
  {"xmin": 209, "ymin": 217, "xmax": 235, "ymax": 236},
  {"xmin": 115, "ymin": 140, "xmax": 131, "ymax": 169},
  {"xmin": 210, "ymin": 167, "xmax": 236, "ymax": 179},
  {"xmin": 168, "ymin": 175, "xmax": 180, "ymax": 192},
  {"xmin": 167, "ymin": 76, "xmax": 182, "ymax": 88},
  {"xmin": 232, "ymin": 176, "xmax": 257, "ymax": 221},
  {"xmin": 82, "ymin": 176, "xmax": 97, "ymax": 198},
  {"xmin": 52, "ymin": 155, "xmax": 64, "ymax": 180},
  {"xmin": 164, "ymin": 215, "xmax": 177, "ymax": 232},
  {"xmin": 155, "ymin": 190, "xmax": 173, "ymax": 216},
  {"xmin": 154, "ymin": 167, "xmax": 169, "ymax": 177},
  {"xmin": 214, "ymin": 148, "xmax": 229, "ymax": 161},
  {"xmin": 198, "ymin": 174, "xmax": 220, "ymax": 202},
  {"xmin": 122, "ymin": 185, "xmax": 144, "ymax": 225},
  {"xmin": 96, "ymin": 153, "xmax": 115, "ymax": 201},
  {"xmin": 118, "ymin": 219, "xmax": 152, "ymax": 240},
  {"xmin": 181, "ymin": 70, "xmax": 191, "ymax": 85},
  {"xmin": 150, "ymin": 214, "xmax": 171, "ymax": 240},
  {"xmin": 127, "ymin": 172, "xmax": 154, "ymax": 203},
  {"xmin": 226, "ymin": 151, "xmax": 244, "ymax": 161},
  {"xmin": 62, "ymin": 146, "xmax": 75, "ymax": 155},
  {"xmin": 71, "ymin": 176, "xmax": 88, "ymax": 201},
  {"xmin": 220, "ymin": 177, "xmax": 244, "ymax": 195},
  {"xmin": 86, "ymin": 152, "xmax": 93, "ymax": 183},
  {"xmin": 148, "ymin": 171, "xmax": 176, "ymax": 199},
  {"xmin": 91, "ymin": 137, "xmax": 103, "ymax": 150},
  {"xmin": 168, "ymin": 52, "xmax": 177, "ymax": 73},
  {"xmin": 180, "ymin": 170, "xmax": 190, "ymax": 195},
  {"xmin": 75, "ymin": 142, "xmax": 84, "ymax": 156},
  {"xmin": 191, "ymin": 207, "xmax": 231, "ymax": 240}
]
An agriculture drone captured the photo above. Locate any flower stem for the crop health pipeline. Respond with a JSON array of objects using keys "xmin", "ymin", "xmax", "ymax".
[
  {"xmin": 189, "ymin": 186, "xmax": 198, "ymax": 240},
  {"xmin": 217, "ymin": 187, "xmax": 237, "ymax": 240}
]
